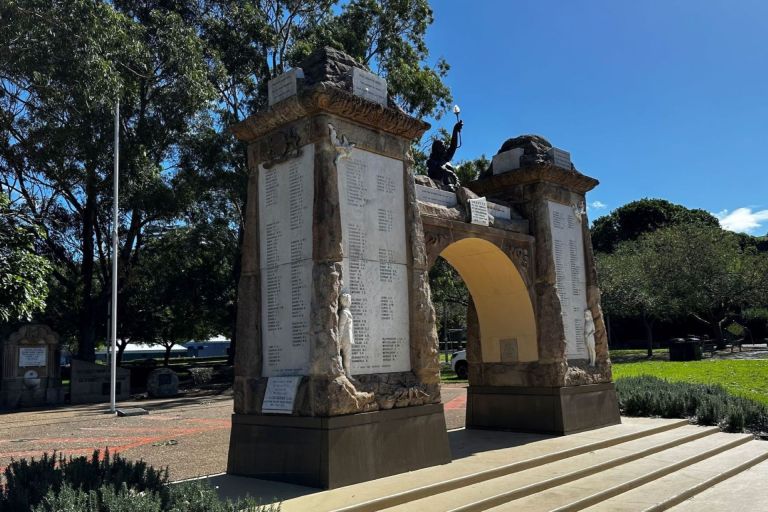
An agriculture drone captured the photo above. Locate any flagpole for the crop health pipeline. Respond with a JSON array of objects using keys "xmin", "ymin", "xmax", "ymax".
[{"xmin": 110, "ymin": 98, "xmax": 119, "ymax": 413}]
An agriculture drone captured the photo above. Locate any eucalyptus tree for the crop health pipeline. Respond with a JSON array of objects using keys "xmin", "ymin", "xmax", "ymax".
[{"xmin": 1, "ymin": 0, "xmax": 215, "ymax": 359}]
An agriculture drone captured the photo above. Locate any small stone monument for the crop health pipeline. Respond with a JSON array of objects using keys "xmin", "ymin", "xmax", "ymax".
[
  {"xmin": 70, "ymin": 359, "xmax": 130, "ymax": 404},
  {"xmin": 0, "ymin": 324, "xmax": 63, "ymax": 408},
  {"xmin": 146, "ymin": 367, "xmax": 179, "ymax": 398}
]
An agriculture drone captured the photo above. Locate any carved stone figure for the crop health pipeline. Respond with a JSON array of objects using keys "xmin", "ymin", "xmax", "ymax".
[
  {"xmin": 426, "ymin": 120, "xmax": 463, "ymax": 191},
  {"xmin": 328, "ymin": 123, "xmax": 355, "ymax": 163},
  {"xmin": 338, "ymin": 292, "xmax": 355, "ymax": 378},
  {"xmin": 584, "ymin": 308, "xmax": 597, "ymax": 367}
]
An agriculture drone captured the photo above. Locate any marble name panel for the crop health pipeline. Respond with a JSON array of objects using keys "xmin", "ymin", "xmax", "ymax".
[
  {"xmin": 548, "ymin": 200, "xmax": 588, "ymax": 360},
  {"xmin": 487, "ymin": 201, "xmax": 511, "ymax": 220},
  {"xmin": 337, "ymin": 148, "xmax": 411, "ymax": 374},
  {"xmin": 415, "ymin": 184, "xmax": 458, "ymax": 207},
  {"xmin": 262, "ymin": 376, "xmax": 302, "ymax": 414},
  {"xmin": 259, "ymin": 145, "xmax": 315, "ymax": 376},
  {"xmin": 468, "ymin": 197, "xmax": 490, "ymax": 226},
  {"xmin": 351, "ymin": 67, "xmax": 388, "ymax": 106},
  {"xmin": 268, "ymin": 68, "xmax": 304, "ymax": 106}
]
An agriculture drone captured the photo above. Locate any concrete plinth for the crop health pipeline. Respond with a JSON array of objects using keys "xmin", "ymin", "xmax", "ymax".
[
  {"xmin": 466, "ymin": 383, "xmax": 621, "ymax": 434},
  {"xmin": 227, "ymin": 403, "xmax": 451, "ymax": 489}
]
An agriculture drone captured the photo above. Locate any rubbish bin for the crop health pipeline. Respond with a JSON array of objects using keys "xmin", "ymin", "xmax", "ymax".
[{"xmin": 669, "ymin": 338, "xmax": 702, "ymax": 361}]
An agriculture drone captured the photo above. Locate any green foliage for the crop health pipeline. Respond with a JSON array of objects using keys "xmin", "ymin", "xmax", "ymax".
[
  {"xmin": 429, "ymin": 257, "xmax": 468, "ymax": 341},
  {"xmin": 612, "ymin": 359, "xmax": 768, "ymax": 406},
  {"xmin": 2, "ymin": 450, "xmax": 279, "ymax": 511},
  {"xmin": 597, "ymin": 223, "xmax": 768, "ymax": 349},
  {"xmin": 591, "ymin": 198, "xmax": 719, "ymax": 253},
  {"xmin": 1, "ymin": 450, "xmax": 168, "ymax": 511},
  {"xmin": 615, "ymin": 376, "xmax": 768, "ymax": 435},
  {"xmin": 0, "ymin": 192, "xmax": 51, "ymax": 322}
]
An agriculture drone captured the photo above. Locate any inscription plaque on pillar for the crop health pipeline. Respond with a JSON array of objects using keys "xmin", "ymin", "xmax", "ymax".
[
  {"xmin": 259, "ymin": 145, "xmax": 315, "ymax": 376},
  {"xmin": 337, "ymin": 148, "xmax": 410, "ymax": 374},
  {"xmin": 548, "ymin": 200, "xmax": 588, "ymax": 360}
]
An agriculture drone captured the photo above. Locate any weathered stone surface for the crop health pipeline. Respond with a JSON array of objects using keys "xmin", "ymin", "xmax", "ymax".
[
  {"xmin": 70, "ymin": 359, "xmax": 130, "ymax": 405},
  {"xmin": 147, "ymin": 368, "xmax": 179, "ymax": 398},
  {"xmin": 2, "ymin": 325, "xmax": 65, "ymax": 408},
  {"xmin": 484, "ymin": 135, "xmax": 576, "ymax": 176},
  {"xmin": 298, "ymin": 47, "xmax": 362, "ymax": 91}
]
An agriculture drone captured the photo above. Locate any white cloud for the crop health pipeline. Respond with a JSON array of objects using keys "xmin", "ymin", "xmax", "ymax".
[
  {"xmin": 590, "ymin": 200, "xmax": 607, "ymax": 210},
  {"xmin": 716, "ymin": 207, "xmax": 768, "ymax": 234}
]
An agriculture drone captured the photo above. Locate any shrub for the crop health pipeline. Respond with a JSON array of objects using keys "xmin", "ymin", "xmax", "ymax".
[
  {"xmin": 189, "ymin": 367, "xmax": 214, "ymax": 386},
  {"xmin": 0, "ymin": 450, "xmax": 280, "ymax": 511},
  {"xmin": 616, "ymin": 376, "xmax": 768, "ymax": 437}
]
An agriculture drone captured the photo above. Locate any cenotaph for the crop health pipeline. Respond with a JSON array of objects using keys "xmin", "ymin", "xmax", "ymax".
[
  {"xmin": 227, "ymin": 47, "xmax": 449, "ymax": 488},
  {"xmin": 0, "ymin": 324, "xmax": 64, "ymax": 408}
]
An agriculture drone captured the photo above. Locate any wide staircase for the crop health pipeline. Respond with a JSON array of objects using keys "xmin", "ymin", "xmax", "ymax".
[{"xmin": 279, "ymin": 418, "xmax": 768, "ymax": 512}]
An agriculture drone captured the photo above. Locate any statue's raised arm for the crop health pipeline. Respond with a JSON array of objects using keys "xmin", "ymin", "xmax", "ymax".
[{"xmin": 426, "ymin": 120, "xmax": 464, "ymax": 191}]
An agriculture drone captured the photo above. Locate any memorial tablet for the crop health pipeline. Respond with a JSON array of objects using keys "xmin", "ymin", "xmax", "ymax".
[
  {"xmin": 268, "ymin": 68, "xmax": 304, "ymax": 106},
  {"xmin": 487, "ymin": 201, "xmax": 511, "ymax": 220},
  {"xmin": 415, "ymin": 184, "xmax": 458, "ymax": 208},
  {"xmin": 468, "ymin": 197, "xmax": 490, "ymax": 226},
  {"xmin": 18, "ymin": 347, "xmax": 46, "ymax": 367},
  {"xmin": 337, "ymin": 148, "xmax": 410, "ymax": 374},
  {"xmin": 351, "ymin": 68, "xmax": 388, "ymax": 106},
  {"xmin": 259, "ymin": 145, "xmax": 315, "ymax": 376},
  {"xmin": 262, "ymin": 376, "xmax": 301, "ymax": 414},
  {"xmin": 548, "ymin": 200, "xmax": 588, "ymax": 360}
]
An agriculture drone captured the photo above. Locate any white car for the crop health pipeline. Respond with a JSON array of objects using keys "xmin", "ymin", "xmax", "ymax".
[{"xmin": 450, "ymin": 349, "xmax": 468, "ymax": 379}]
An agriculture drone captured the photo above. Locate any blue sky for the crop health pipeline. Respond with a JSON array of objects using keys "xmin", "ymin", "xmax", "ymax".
[{"xmin": 422, "ymin": 0, "xmax": 768, "ymax": 234}]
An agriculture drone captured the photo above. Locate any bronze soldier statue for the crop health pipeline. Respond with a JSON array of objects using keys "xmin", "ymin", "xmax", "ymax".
[{"xmin": 427, "ymin": 120, "xmax": 463, "ymax": 191}]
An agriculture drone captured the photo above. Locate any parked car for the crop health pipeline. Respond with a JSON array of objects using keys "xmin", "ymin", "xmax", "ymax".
[{"xmin": 450, "ymin": 349, "xmax": 468, "ymax": 379}]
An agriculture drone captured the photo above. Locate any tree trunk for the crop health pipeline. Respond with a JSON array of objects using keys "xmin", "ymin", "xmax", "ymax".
[
  {"xmin": 164, "ymin": 345, "xmax": 172, "ymax": 367},
  {"xmin": 643, "ymin": 314, "xmax": 655, "ymax": 358},
  {"xmin": 77, "ymin": 169, "xmax": 98, "ymax": 362},
  {"xmin": 116, "ymin": 339, "xmax": 128, "ymax": 366}
]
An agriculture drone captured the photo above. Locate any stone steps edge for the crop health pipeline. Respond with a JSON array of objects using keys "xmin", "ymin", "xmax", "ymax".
[
  {"xmin": 331, "ymin": 419, "xmax": 690, "ymax": 512},
  {"xmin": 547, "ymin": 434, "xmax": 754, "ymax": 512},
  {"xmin": 445, "ymin": 425, "xmax": 721, "ymax": 512}
]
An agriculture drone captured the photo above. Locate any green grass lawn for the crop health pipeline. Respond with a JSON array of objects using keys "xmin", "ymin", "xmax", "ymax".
[
  {"xmin": 613, "ymin": 359, "xmax": 768, "ymax": 405},
  {"xmin": 440, "ymin": 368, "xmax": 467, "ymax": 384}
]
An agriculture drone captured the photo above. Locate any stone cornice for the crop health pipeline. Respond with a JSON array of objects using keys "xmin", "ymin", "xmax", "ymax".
[
  {"xmin": 470, "ymin": 164, "xmax": 600, "ymax": 196},
  {"xmin": 231, "ymin": 85, "xmax": 430, "ymax": 142}
]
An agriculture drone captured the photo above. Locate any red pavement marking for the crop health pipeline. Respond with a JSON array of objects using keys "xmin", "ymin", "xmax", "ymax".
[
  {"xmin": 444, "ymin": 394, "xmax": 467, "ymax": 410},
  {"xmin": 0, "ymin": 417, "xmax": 231, "ymax": 473}
]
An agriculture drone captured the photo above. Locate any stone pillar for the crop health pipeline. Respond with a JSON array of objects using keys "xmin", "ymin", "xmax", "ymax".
[
  {"xmin": 226, "ymin": 48, "xmax": 450, "ymax": 488},
  {"xmin": 0, "ymin": 324, "xmax": 63, "ymax": 408},
  {"xmin": 466, "ymin": 149, "xmax": 620, "ymax": 434}
]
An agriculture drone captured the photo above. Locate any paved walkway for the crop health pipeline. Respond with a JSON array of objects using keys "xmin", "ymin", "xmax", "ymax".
[{"xmin": 0, "ymin": 385, "xmax": 467, "ymax": 481}]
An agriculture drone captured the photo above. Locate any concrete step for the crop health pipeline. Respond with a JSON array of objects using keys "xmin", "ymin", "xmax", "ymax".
[
  {"xmin": 669, "ymin": 457, "xmax": 768, "ymax": 512},
  {"xmin": 279, "ymin": 418, "xmax": 687, "ymax": 512},
  {"xmin": 481, "ymin": 432, "xmax": 753, "ymax": 512},
  {"xmin": 379, "ymin": 424, "xmax": 722, "ymax": 512},
  {"xmin": 582, "ymin": 440, "xmax": 768, "ymax": 511}
]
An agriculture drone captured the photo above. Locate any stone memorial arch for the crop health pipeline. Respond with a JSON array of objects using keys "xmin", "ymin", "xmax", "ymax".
[{"xmin": 227, "ymin": 47, "xmax": 619, "ymax": 489}]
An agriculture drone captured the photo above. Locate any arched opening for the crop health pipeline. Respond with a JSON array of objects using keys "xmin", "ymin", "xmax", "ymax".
[{"xmin": 436, "ymin": 238, "xmax": 537, "ymax": 365}]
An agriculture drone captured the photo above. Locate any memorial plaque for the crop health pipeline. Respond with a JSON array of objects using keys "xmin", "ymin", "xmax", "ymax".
[
  {"xmin": 337, "ymin": 148, "xmax": 410, "ymax": 374},
  {"xmin": 548, "ymin": 147, "xmax": 571, "ymax": 170},
  {"xmin": 262, "ymin": 376, "xmax": 301, "ymax": 414},
  {"xmin": 415, "ymin": 184, "xmax": 458, "ymax": 208},
  {"xmin": 267, "ymin": 68, "xmax": 304, "ymax": 106},
  {"xmin": 548, "ymin": 200, "xmax": 588, "ymax": 360},
  {"xmin": 18, "ymin": 347, "xmax": 46, "ymax": 367},
  {"xmin": 259, "ymin": 145, "xmax": 315, "ymax": 377},
  {"xmin": 499, "ymin": 338, "xmax": 519, "ymax": 362},
  {"xmin": 351, "ymin": 68, "xmax": 388, "ymax": 106},
  {"xmin": 492, "ymin": 148, "xmax": 524, "ymax": 174},
  {"xmin": 468, "ymin": 197, "xmax": 490, "ymax": 226},
  {"xmin": 487, "ymin": 201, "xmax": 511, "ymax": 220}
]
